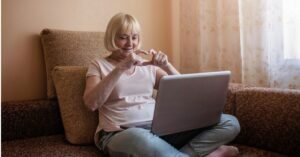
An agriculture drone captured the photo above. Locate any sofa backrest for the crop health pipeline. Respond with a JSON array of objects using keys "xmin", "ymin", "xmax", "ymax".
[{"xmin": 1, "ymin": 99, "xmax": 64, "ymax": 141}]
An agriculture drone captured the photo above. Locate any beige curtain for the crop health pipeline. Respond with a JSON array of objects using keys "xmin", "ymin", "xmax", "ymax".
[{"xmin": 175, "ymin": 0, "xmax": 300, "ymax": 89}]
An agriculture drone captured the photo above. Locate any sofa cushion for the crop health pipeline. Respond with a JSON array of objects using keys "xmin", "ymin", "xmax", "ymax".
[
  {"xmin": 40, "ymin": 28, "xmax": 107, "ymax": 98},
  {"xmin": 234, "ymin": 87, "xmax": 300, "ymax": 156},
  {"xmin": 52, "ymin": 66, "xmax": 98, "ymax": 144},
  {"xmin": 234, "ymin": 144, "xmax": 288, "ymax": 157},
  {"xmin": 2, "ymin": 134, "xmax": 103, "ymax": 157}
]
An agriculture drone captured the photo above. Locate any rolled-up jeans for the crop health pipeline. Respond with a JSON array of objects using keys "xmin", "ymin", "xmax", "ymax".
[{"xmin": 97, "ymin": 114, "xmax": 240, "ymax": 157}]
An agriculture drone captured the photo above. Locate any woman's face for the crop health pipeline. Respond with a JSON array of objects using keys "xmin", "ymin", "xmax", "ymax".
[{"xmin": 114, "ymin": 32, "xmax": 139, "ymax": 56}]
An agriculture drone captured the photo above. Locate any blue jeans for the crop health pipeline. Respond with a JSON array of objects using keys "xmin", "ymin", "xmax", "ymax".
[{"xmin": 98, "ymin": 114, "xmax": 240, "ymax": 157}]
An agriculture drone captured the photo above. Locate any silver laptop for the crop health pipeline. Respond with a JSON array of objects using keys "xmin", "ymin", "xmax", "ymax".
[{"xmin": 121, "ymin": 71, "xmax": 230, "ymax": 136}]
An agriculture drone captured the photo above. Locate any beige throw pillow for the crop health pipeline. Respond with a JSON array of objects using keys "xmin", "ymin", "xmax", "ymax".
[
  {"xmin": 40, "ymin": 28, "xmax": 107, "ymax": 98},
  {"xmin": 52, "ymin": 66, "xmax": 98, "ymax": 144}
]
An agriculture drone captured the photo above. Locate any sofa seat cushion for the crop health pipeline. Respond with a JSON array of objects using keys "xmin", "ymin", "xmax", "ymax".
[
  {"xmin": 2, "ymin": 135, "xmax": 287, "ymax": 157},
  {"xmin": 2, "ymin": 134, "xmax": 103, "ymax": 157},
  {"xmin": 234, "ymin": 144, "xmax": 288, "ymax": 157}
]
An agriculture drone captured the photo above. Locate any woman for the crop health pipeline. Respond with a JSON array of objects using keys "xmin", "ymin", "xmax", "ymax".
[{"xmin": 83, "ymin": 13, "xmax": 240, "ymax": 157}]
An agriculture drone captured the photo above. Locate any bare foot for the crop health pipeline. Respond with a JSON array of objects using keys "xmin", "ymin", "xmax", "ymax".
[{"xmin": 206, "ymin": 145, "xmax": 239, "ymax": 157}]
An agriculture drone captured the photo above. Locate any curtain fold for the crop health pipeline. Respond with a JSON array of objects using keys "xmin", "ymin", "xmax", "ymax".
[
  {"xmin": 179, "ymin": 0, "xmax": 241, "ymax": 83},
  {"xmin": 176, "ymin": 0, "xmax": 300, "ymax": 89}
]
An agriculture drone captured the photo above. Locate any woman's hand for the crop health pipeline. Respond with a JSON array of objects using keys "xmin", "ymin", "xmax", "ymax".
[
  {"xmin": 150, "ymin": 49, "xmax": 169, "ymax": 67},
  {"xmin": 116, "ymin": 52, "xmax": 145, "ymax": 70},
  {"xmin": 136, "ymin": 49, "xmax": 169, "ymax": 68}
]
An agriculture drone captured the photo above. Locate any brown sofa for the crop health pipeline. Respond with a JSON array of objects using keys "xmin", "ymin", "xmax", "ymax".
[{"xmin": 2, "ymin": 83, "xmax": 300, "ymax": 157}]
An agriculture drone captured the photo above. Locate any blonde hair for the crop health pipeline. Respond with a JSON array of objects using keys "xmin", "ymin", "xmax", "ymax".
[{"xmin": 104, "ymin": 13, "xmax": 141, "ymax": 51}]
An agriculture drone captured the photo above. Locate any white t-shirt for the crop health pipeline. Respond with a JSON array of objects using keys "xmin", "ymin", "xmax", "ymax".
[{"xmin": 86, "ymin": 57, "xmax": 157, "ymax": 145}]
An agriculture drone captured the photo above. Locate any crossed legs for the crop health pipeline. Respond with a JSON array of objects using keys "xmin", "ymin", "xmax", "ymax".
[{"xmin": 105, "ymin": 114, "xmax": 240, "ymax": 157}]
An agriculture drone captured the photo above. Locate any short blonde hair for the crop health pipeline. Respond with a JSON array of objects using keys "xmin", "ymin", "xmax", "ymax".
[{"xmin": 104, "ymin": 13, "xmax": 141, "ymax": 51}]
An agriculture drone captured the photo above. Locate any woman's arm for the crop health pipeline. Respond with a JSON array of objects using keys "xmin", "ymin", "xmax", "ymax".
[
  {"xmin": 154, "ymin": 63, "xmax": 180, "ymax": 90},
  {"xmin": 159, "ymin": 63, "xmax": 180, "ymax": 75},
  {"xmin": 150, "ymin": 49, "xmax": 180, "ymax": 89},
  {"xmin": 83, "ymin": 67, "xmax": 124, "ymax": 111}
]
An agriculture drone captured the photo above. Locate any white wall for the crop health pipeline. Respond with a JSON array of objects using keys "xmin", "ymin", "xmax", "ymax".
[{"xmin": 2, "ymin": 0, "xmax": 172, "ymax": 101}]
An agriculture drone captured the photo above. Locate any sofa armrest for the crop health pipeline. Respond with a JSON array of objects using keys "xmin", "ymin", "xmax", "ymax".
[
  {"xmin": 1, "ymin": 99, "xmax": 64, "ymax": 141},
  {"xmin": 234, "ymin": 87, "xmax": 300, "ymax": 156},
  {"xmin": 224, "ymin": 83, "xmax": 250, "ymax": 115}
]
